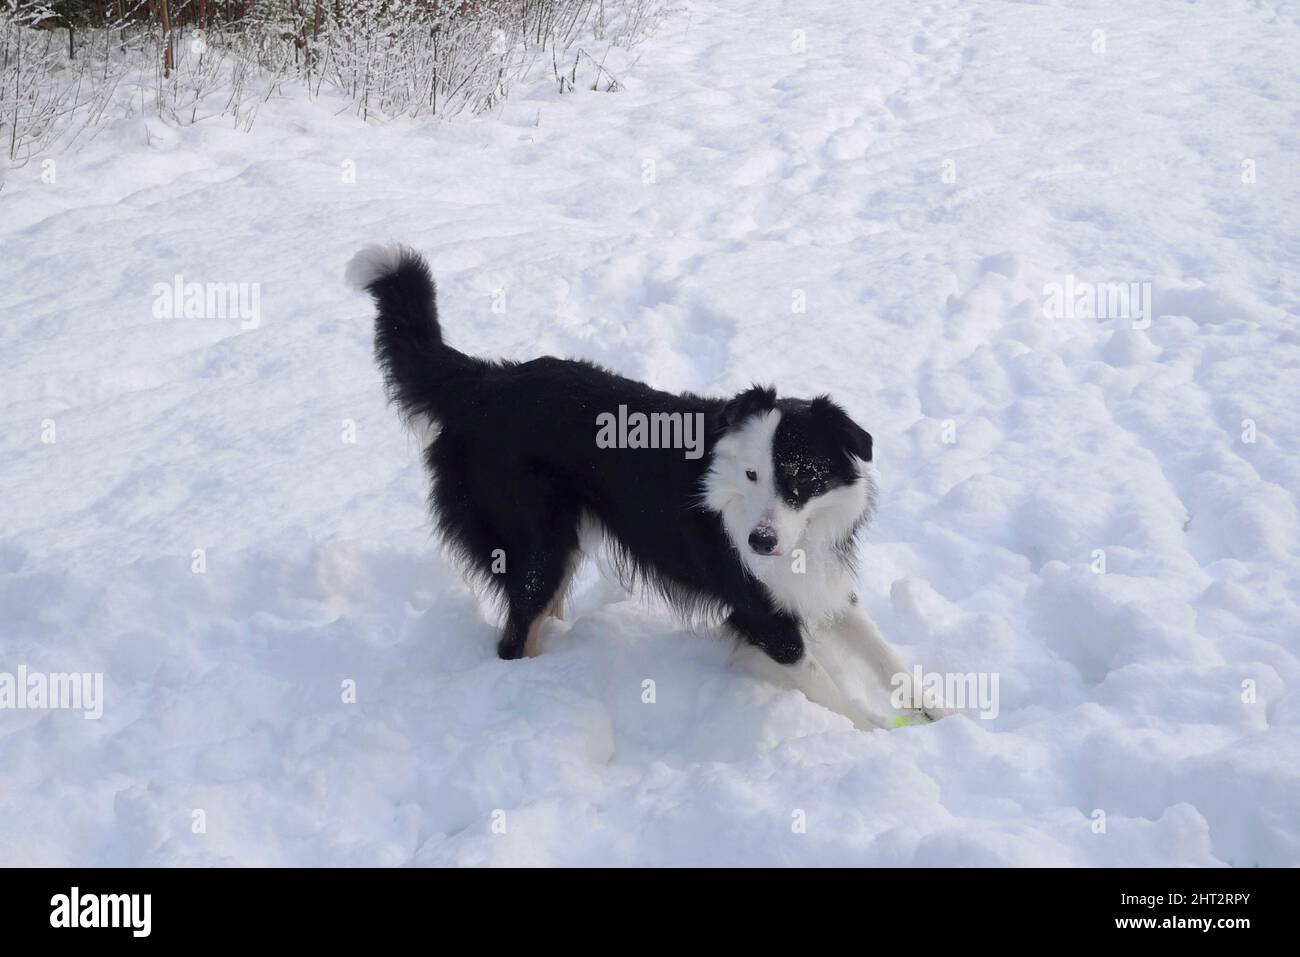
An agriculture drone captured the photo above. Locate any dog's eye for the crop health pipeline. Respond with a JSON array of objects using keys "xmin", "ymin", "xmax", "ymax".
[{"xmin": 745, "ymin": 469, "xmax": 757, "ymax": 482}]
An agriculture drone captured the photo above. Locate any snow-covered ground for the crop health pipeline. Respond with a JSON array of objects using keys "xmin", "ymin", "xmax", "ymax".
[{"xmin": 2, "ymin": 0, "xmax": 1299, "ymax": 866}]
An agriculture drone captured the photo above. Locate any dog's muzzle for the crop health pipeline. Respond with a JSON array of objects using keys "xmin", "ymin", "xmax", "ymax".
[{"xmin": 748, "ymin": 521, "xmax": 779, "ymax": 556}]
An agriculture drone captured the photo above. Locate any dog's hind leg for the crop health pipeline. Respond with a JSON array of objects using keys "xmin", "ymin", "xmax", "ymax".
[
  {"xmin": 522, "ymin": 612, "xmax": 547, "ymax": 659},
  {"xmin": 545, "ymin": 551, "xmax": 583, "ymax": 623},
  {"xmin": 499, "ymin": 558, "xmax": 571, "ymax": 659},
  {"xmin": 547, "ymin": 565, "xmax": 574, "ymax": 621},
  {"xmin": 501, "ymin": 579, "xmax": 565, "ymax": 660},
  {"xmin": 496, "ymin": 519, "xmax": 581, "ymax": 661}
]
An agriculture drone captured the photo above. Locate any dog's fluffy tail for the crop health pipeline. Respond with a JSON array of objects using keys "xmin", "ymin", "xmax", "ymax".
[
  {"xmin": 346, "ymin": 243, "xmax": 441, "ymax": 348},
  {"xmin": 347, "ymin": 243, "xmax": 475, "ymax": 421}
]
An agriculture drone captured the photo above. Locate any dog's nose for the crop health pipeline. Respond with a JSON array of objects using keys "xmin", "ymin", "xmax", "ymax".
[{"xmin": 748, "ymin": 527, "xmax": 779, "ymax": 555}]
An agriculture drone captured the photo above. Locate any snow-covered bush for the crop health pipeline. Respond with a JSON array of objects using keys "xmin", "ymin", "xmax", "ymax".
[{"xmin": 0, "ymin": 0, "xmax": 669, "ymax": 163}]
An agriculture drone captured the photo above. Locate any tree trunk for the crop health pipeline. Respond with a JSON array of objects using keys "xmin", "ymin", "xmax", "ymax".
[
  {"xmin": 158, "ymin": 0, "xmax": 174, "ymax": 78},
  {"xmin": 290, "ymin": 0, "xmax": 310, "ymax": 68}
]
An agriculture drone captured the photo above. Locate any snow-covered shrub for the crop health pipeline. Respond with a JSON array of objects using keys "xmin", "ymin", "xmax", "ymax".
[{"xmin": 0, "ymin": 0, "xmax": 668, "ymax": 164}]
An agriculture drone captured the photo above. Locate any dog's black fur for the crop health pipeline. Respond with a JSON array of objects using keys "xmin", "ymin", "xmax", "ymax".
[{"xmin": 353, "ymin": 245, "xmax": 874, "ymax": 666}]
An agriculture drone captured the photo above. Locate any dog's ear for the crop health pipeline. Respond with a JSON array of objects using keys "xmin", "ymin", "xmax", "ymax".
[
  {"xmin": 719, "ymin": 385, "xmax": 777, "ymax": 429},
  {"xmin": 811, "ymin": 395, "xmax": 872, "ymax": 462}
]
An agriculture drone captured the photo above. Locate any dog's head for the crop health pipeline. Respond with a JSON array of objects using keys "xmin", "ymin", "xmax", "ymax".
[{"xmin": 703, "ymin": 385, "xmax": 876, "ymax": 564}]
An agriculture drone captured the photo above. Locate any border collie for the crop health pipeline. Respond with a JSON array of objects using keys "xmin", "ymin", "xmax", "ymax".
[{"xmin": 347, "ymin": 245, "xmax": 929, "ymax": 729}]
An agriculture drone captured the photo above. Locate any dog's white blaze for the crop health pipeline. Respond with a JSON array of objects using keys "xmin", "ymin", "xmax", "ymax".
[
  {"xmin": 704, "ymin": 411, "xmax": 875, "ymax": 623},
  {"xmin": 702, "ymin": 408, "xmax": 782, "ymax": 539}
]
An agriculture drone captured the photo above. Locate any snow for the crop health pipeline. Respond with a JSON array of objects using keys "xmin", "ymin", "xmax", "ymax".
[{"xmin": 2, "ymin": 0, "xmax": 1299, "ymax": 866}]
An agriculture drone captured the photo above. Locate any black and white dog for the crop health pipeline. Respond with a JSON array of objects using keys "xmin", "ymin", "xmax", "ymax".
[{"xmin": 348, "ymin": 245, "xmax": 928, "ymax": 729}]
